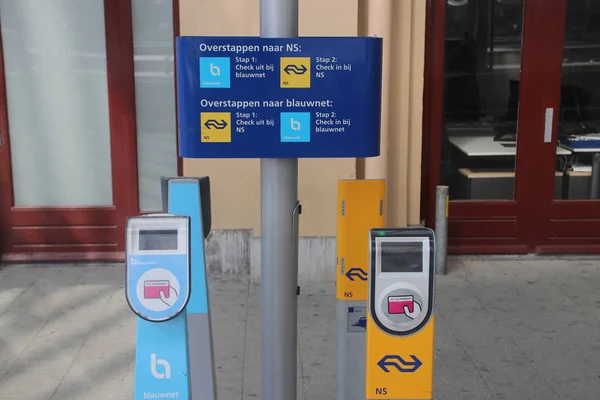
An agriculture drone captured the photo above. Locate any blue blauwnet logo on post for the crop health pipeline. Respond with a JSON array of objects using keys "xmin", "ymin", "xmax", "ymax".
[
  {"xmin": 134, "ymin": 316, "xmax": 190, "ymax": 400},
  {"xmin": 280, "ymin": 112, "xmax": 310, "ymax": 142},
  {"xmin": 199, "ymin": 57, "xmax": 230, "ymax": 88}
]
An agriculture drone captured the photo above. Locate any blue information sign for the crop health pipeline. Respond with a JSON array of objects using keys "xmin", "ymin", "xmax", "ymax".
[{"xmin": 176, "ymin": 36, "xmax": 383, "ymax": 158}]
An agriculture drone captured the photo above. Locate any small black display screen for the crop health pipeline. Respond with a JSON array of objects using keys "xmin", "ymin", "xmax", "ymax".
[
  {"xmin": 139, "ymin": 229, "xmax": 178, "ymax": 251},
  {"xmin": 380, "ymin": 241, "xmax": 423, "ymax": 273}
]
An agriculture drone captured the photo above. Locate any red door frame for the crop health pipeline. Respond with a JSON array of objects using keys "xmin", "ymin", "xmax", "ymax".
[
  {"xmin": 173, "ymin": 0, "xmax": 184, "ymax": 178},
  {"xmin": 422, "ymin": 0, "xmax": 528, "ymax": 254},
  {"xmin": 0, "ymin": 0, "xmax": 182, "ymax": 262},
  {"xmin": 421, "ymin": 0, "xmax": 592, "ymax": 255},
  {"xmin": 528, "ymin": 0, "xmax": 600, "ymax": 254}
]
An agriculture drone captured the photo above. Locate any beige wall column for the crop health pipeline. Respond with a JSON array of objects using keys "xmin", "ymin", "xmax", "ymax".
[
  {"xmin": 361, "ymin": 0, "xmax": 426, "ymax": 227},
  {"xmin": 361, "ymin": 0, "xmax": 392, "ymax": 183}
]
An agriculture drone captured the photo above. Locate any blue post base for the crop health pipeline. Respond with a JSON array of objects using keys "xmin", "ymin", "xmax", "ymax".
[{"xmin": 133, "ymin": 312, "xmax": 191, "ymax": 399}]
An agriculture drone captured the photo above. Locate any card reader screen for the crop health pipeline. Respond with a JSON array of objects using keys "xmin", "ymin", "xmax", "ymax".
[
  {"xmin": 139, "ymin": 229, "xmax": 178, "ymax": 251},
  {"xmin": 380, "ymin": 241, "xmax": 423, "ymax": 273}
]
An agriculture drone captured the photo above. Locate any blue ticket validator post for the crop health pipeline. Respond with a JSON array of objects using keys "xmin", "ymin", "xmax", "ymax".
[
  {"xmin": 167, "ymin": 177, "xmax": 218, "ymax": 400},
  {"xmin": 126, "ymin": 214, "xmax": 192, "ymax": 400}
]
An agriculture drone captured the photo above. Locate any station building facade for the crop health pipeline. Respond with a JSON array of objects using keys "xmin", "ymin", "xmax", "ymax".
[{"xmin": 0, "ymin": 0, "xmax": 598, "ymax": 269}]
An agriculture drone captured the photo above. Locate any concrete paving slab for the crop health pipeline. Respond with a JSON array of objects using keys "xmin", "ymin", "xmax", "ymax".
[
  {"xmin": 1, "ymin": 260, "xmax": 600, "ymax": 399},
  {"xmin": 0, "ymin": 365, "xmax": 63, "ymax": 400},
  {"xmin": 436, "ymin": 292, "xmax": 500, "ymax": 327},
  {"xmin": 297, "ymin": 284, "xmax": 336, "ymax": 400},
  {"xmin": 0, "ymin": 286, "xmax": 31, "ymax": 317},
  {"xmin": 0, "ymin": 314, "xmax": 46, "ymax": 364},
  {"xmin": 241, "ymin": 283, "xmax": 261, "ymax": 400},
  {"xmin": 6, "ymin": 334, "xmax": 80, "ymax": 378},
  {"xmin": 549, "ymin": 375, "xmax": 600, "ymax": 400},
  {"xmin": 62, "ymin": 340, "xmax": 135, "ymax": 383},
  {"xmin": 51, "ymin": 374, "xmax": 134, "ymax": 400},
  {"xmin": 210, "ymin": 277, "xmax": 249, "ymax": 395}
]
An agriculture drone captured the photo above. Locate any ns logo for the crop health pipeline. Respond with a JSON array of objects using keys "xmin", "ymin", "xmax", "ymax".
[{"xmin": 375, "ymin": 388, "xmax": 388, "ymax": 395}]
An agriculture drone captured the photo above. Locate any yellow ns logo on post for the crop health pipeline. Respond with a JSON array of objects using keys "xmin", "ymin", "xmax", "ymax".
[
  {"xmin": 280, "ymin": 57, "xmax": 311, "ymax": 88},
  {"xmin": 366, "ymin": 315, "xmax": 435, "ymax": 400},
  {"xmin": 200, "ymin": 112, "xmax": 231, "ymax": 143}
]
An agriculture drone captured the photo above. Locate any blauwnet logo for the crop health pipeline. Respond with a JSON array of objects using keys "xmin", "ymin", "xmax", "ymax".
[
  {"xmin": 199, "ymin": 57, "xmax": 230, "ymax": 88},
  {"xmin": 280, "ymin": 112, "xmax": 311, "ymax": 142}
]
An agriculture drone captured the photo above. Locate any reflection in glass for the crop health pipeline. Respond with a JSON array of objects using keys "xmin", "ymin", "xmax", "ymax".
[
  {"xmin": 555, "ymin": 0, "xmax": 600, "ymax": 200},
  {"xmin": 441, "ymin": 0, "xmax": 526, "ymax": 201},
  {"xmin": 380, "ymin": 242, "xmax": 423, "ymax": 273},
  {"xmin": 0, "ymin": 0, "xmax": 113, "ymax": 207}
]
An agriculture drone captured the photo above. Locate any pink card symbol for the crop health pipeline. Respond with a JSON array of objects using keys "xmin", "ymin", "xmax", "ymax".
[
  {"xmin": 144, "ymin": 280, "xmax": 170, "ymax": 299},
  {"xmin": 388, "ymin": 295, "xmax": 414, "ymax": 315}
]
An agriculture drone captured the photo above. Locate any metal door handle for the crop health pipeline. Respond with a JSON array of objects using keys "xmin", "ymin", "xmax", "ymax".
[
  {"xmin": 292, "ymin": 201, "xmax": 301, "ymax": 245},
  {"xmin": 292, "ymin": 201, "xmax": 301, "ymax": 296},
  {"xmin": 544, "ymin": 107, "xmax": 554, "ymax": 143}
]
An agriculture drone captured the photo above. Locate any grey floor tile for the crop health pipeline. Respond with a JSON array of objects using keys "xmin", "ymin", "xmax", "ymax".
[
  {"xmin": 210, "ymin": 277, "xmax": 249, "ymax": 392},
  {"xmin": 243, "ymin": 284, "xmax": 261, "ymax": 400},
  {"xmin": 0, "ymin": 314, "xmax": 46, "ymax": 362},
  {"xmin": 451, "ymin": 325, "xmax": 516, "ymax": 354},
  {"xmin": 37, "ymin": 312, "xmax": 98, "ymax": 337},
  {"xmin": 298, "ymin": 284, "xmax": 336, "ymax": 382},
  {"xmin": 451, "ymin": 326, "xmax": 560, "ymax": 399},
  {"xmin": 0, "ymin": 266, "xmax": 43, "ymax": 302},
  {"xmin": 0, "ymin": 363, "xmax": 10, "ymax": 380},
  {"xmin": 80, "ymin": 265, "xmax": 126, "ymax": 285},
  {"xmin": 86, "ymin": 313, "xmax": 136, "ymax": 345},
  {"xmin": 62, "ymin": 341, "xmax": 134, "ymax": 383},
  {"xmin": 573, "ymin": 342, "xmax": 600, "ymax": 370},
  {"xmin": 508, "ymin": 328, "xmax": 566, "ymax": 350},
  {"xmin": 436, "ymin": 293, "xmax": 500, "ymax": 327},
  {"xmin": 434, "ymin": 371, "xmax": 496, "ymax": 400},
  {"xmin": 434, "ymin": 314, "xmax": 494, "ymax": 399},
  {"xmin": 434, "ymin": 341, "xmax": 479, "ymax": 376},
  {"xmin": 302, "ymin": 377, "xmax": 336, "ymax": 400},
  {"xmin": 517, "ymin": 340, "xmax": 598, "ymax": 379},
  {"xmin": 5, "ymin": 334, "xmax": 81, "ymax": 380},
  {"xmin": 0, "ymin": 371, "xmax": 60, "ymax": 400},
  {"xmin": 2, "ymin": 260, "xmax": 600, "ymax": 400},
  {"xmin": 218, "ymin": 387, "xmax": 243, "ymax": 400},
  {"xmin": 0, "ymin": 287, "xmax": 28, "ymax": 317},
  {"xmin": 487, "ymin": 370, "xmax": 561, "ymax": 400},
  {"xmin": 47, "ymin": 285, "xmax": 113, "ymax": 320},
  {"xmin": 547, "ymin": 375, "xmax": 600, "ymax": 400},
  {"xmin": 51, "ymin": 375, "xmax": 133, "ymax": 400}
]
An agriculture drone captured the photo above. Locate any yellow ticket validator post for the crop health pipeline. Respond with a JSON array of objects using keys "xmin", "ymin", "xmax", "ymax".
[
  {"xmin": 336, "ymin": 179, "xmax": 385, "ymax": 400},
  {"xmin": 366, "ymin": 227, "xmax": 435, "ymax": 400}
]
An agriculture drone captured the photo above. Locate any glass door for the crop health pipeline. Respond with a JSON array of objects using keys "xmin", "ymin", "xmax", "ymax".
[
  {"xmin": 0, "ymin": 0, "xmax": 139, "ymax": 261},
  {"xmin": 533, "ymin": 0, "xmax": 600, "ymax": 253},
  {"xmin": 429, "ymin": 0, "xmax": 584, "ymax": 254},
  {"xmin": 438, "ymin": 0, "xmax": 530, "ymax": 252}
]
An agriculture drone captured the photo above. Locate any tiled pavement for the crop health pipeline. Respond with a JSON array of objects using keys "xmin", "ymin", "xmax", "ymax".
[{"xmin": 1, "ymin": 259, "xmax": 600, "ymax": 399}]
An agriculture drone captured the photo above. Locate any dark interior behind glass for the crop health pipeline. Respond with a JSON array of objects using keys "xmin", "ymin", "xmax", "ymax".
[
  {"xmin": 139, "ymin": 229, "xmax": 178, "ymax": 251},
  {"xmin": 441, "ymin": 0, "xmax": 600, "ymax": 201},
  {"xmin": 380, "ymin": 241, "xmax": 424, "ymax": 273}
]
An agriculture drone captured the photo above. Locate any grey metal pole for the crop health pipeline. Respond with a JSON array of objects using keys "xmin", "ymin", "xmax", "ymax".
[
  {"xmin": 260, "ymin": 0, "xmax": 299, "ymax": 399},
  {"xmin": 591, "ymin": 153, "xmax": 600, "ymax": 199},
  {"xmin": 435, "ymin": 185, "xmax": 448, "ymax": 275},
  {"xmin": 260, "ymin": 160, "xmax": 299, "ymax": 400}
]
